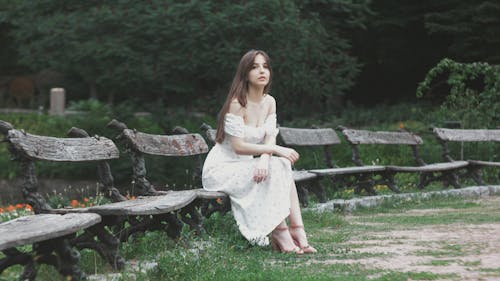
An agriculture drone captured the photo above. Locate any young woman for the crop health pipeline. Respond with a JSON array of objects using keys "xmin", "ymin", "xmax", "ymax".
[{"xmin": 202, "ymin": 50, "xmax": 316, "ymax": 254}]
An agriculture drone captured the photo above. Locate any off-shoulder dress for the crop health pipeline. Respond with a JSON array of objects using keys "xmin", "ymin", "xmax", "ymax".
[{"xmin": 202, "ymin": 113, "xmax": 294, "ymax": 246}]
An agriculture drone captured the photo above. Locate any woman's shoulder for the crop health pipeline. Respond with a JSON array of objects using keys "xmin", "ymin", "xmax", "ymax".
[
  {"xmin": 228, "ymin": 99, "xmax": 245, "ymax": 117},
  {"xmin": 264, "ymin": 94, "xmax": 276, "ymax": 114}
]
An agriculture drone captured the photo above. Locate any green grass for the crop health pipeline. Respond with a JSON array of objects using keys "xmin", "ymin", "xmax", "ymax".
[{"xmin": 2, "ymin": 193, "xmax": 500, "ymax": 280}]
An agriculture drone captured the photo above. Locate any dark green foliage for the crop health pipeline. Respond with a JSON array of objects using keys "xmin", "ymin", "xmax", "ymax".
[
  {"xmin": 424, "ymin": 0, "xmax": 500, "ymax": 63},
  {"xmin": 417, "ymin": 58, "xmax": 500, "ymax": 128},
  {"xmin": 1, "ymin": 0, "xmax": 368, "ymax": 119}
]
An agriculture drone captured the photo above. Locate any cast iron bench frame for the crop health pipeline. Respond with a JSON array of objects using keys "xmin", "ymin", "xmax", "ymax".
[
  {"xmin": 0, "ymin": 120, "xmax": 121, "ymax": 280},
  {"xmin": 338, "ymin": 126, "xmax": 469, "ymax": 193},
  {"xmin": 433, "ymin": 127, "xmax": 500, "ymax": 185}
]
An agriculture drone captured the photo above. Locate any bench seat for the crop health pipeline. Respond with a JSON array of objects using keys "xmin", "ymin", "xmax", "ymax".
[
  {"xmin": 194, "ymin": 189, "xmax": 228, "ymax": 200},
  {"xmin": 292, "ymin": 170, "xmax": 318, "ymax": 182},
  {"xmin": 386, "ymin": 161, "xmax": 469, "ymax": 172},
  {"xmin": 309, "ymin": 165, "xmax": 386, "ymax": 176},
  {"xmin": 82, "ymin": 190, "xmax": 197, "ymax": 216},
  {"xmin": 0, "ymin": 213, "xmax": 101, "ymax": 250},
  {"xmin": 468, "ymin": 160, "xmax": 500, "ymax": 167}
]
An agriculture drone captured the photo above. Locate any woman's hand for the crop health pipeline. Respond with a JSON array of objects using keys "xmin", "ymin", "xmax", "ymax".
[
  {"xmin": 274, "ymin": 146, "xmax": 300, "ymax": 165},
  {"xmin": 253, "ymin": 157, "xmax": 269, "ymax": 183}
]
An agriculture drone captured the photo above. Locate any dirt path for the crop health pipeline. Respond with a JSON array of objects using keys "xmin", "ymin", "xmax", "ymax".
[{"xmin": 318, "ymin": 196, "xmax": 500, "ymax": 281}]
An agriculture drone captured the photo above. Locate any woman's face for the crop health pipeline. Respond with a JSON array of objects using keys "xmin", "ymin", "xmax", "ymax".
[{"xmin": 247, "ymin": 54, "xmax": 270, "ymax": 88}]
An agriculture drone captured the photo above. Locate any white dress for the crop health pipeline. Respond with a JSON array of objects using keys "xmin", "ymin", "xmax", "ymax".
[{"xmin": 202, "ymin": 113, "xmax": 294, "ymax": 246}]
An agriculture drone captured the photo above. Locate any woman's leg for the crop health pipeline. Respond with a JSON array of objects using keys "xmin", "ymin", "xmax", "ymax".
[
  {"xmin": 288, "ymin": 182, "xmax": 316, "ymax": 252},
  {"xmin": 272, "ymin": 220, "xmax": 302, "ymax": 253}
]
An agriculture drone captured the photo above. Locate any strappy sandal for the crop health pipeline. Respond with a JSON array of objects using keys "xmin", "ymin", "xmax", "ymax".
[
  {"xmin": 290, "ymin": 225, "xmax": 317, "ymax": 254},
  {"xmin": 271, "ymin": 226, "xmax": 304, "ymax": 254}
]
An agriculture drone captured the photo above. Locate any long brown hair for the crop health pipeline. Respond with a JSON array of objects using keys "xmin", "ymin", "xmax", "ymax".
[{"xmin": 215, "ymin": 50, "xmax": 273, "ymax": 143}]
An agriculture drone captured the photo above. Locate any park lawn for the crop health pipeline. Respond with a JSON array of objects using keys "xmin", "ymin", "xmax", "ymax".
[{"xmin": 2, "ymin": 193, "xmax": 500, "ymax": 281}]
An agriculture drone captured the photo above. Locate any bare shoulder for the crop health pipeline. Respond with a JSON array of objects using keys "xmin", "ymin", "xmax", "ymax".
[
  {"xmin": 228, "ymin": 99, "xmax": 245, "ymax": 116},
  {"xmin": 265, "ymin": 94, "xmax": 276, "ymax": 114}
]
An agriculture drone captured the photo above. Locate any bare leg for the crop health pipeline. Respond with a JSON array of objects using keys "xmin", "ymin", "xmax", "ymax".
[
  {"xmin": 288, "ymin": 182, "xmax": 317, "ymax": 253},
  {"xmin": 271, "ymin": 220, "xmax": 302, "ymax": 253}
]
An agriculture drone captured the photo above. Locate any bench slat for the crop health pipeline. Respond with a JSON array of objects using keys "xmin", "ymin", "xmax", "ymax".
[
  {"xmin": 279, "ymin": 127, "xmax": 341, "ymax": 146},
  {"xmin": 292, "ymin": 170, "xmax": 318, "ymax": 182},
  {"xmin": 468, "ymin": 160, "xmax": 500, "ymax": 167},
  {"xmin": 386, "ymin": 161, "xmax": 469, "ymax": 172},
  {"xmin": 122, "ymin": 129, "xmax": 208, "ymax": 156},
  {"xmin": 434, "ymin": 128, "xmax": 500, "ymax": 142},
  {"xmin": 85, "ymin": 190, "xmax": 197, "ymax": 215},
  {"xmin": 0, "ymin": 213, "xmax": 101, "ymax": 250},
  {"xmin": 309, "ymin": 165, "xmax": 386, "ymax": 175},
  {"xmin": 7, "ymin": 130, "xmax": 119, "ymax": 162},
  {"xmin": 341, "ymin": 129, "xmax": 423, "ymax": 145}
]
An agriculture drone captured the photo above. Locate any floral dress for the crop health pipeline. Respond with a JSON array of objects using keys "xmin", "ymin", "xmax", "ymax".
[{"xmin": 202, "ymin": 113, "xmax": 294, "ymax": 246}]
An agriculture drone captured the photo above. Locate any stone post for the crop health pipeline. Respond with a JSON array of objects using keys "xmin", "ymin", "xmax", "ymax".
[{"xmin": 49, "ymin": 88, "xmax": 65, "ymax": 115}]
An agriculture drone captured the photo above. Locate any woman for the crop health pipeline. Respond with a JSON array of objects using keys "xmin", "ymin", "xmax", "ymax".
[{"xmin": 202, "ymin": 50, "xmax": 316, "ymax": 254}]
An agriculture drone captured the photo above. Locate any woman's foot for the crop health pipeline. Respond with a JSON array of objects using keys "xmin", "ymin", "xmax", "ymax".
[
  {"xmin": 289, "ymin": 225, "xmax": 317, "ymax": 254},
  {"xmin": 271, "ymin": 226, "xmax": 304, "ymax": 254}
]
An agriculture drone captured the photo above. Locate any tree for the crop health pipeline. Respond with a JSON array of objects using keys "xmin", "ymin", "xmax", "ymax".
[
  {"xmin": 2, "ymin": 0, "xmax": 368, "ymax": 118},
  {"xmin": 424, "ymin": 0, "xmax": 500, "ymax": 64}
]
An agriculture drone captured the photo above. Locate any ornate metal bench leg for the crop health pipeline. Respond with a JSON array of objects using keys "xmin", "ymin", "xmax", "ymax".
[
  {"xmin": 446, "ymin": 171, "xmax": 461, "ymax": 189},
  {"xmin": 180, "ymin": 201, "xmax": 204, "ymax": 235},
  {"xmin": 1, "ymin": 248, "xmax": 35, "ymax": 280},
  {"xmin": 383, "ymin": 172, "xmax": 401, "ymax": 193},
  {"xmin": 468, "ymin": 166, "xmax": 485, "ymax": 185},
  {"xmin": 309, "ymin": 178, "xmax": 327, "ymax": 203},
  {"xmin": 296, "ymin": 182, "xmax": 310, "ymax": 207},
  {"xmin": 417, "ymin": 173, "xmax": 429, "ymax": 189},
  {"xmin": 82, "ymin": 223, "xmax": 125, "ymax": 270},
  {"xmin": 31, "ymin": 235, "xmax": 86, "ymax": 281}
]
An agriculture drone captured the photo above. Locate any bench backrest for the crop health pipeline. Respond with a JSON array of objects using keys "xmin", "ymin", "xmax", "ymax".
[
  {"xmin": 0, "ymin": 120, "xmax": 121, "ymax": 213},
  {"xmin": 433, "ymin": 128, "xmax": 500, "ymax": 142},
  {"xmin": 7, "ymin": 129, "xmax": 119, "ymax": 162},
  {"xmin": 338, "ymin": 126, "xmax": 425, "ymax": 166},
  {"xmin": 108, "ymin": 119, "xmax": 209, "ymax": 196},
  {"xmin": 279, "ymin": 127, "xmax": 341, "ymax": 169},
  {"xmin": 279, "ymin": 127, "xmax": 341, "ymax": 146},
  {"xmin": 433, "ymin": 128, "xmax": 500, "ymax": 162},
  {"xmin": 121, "ymin": 129, "xmax": 208, "ymax": 156}
]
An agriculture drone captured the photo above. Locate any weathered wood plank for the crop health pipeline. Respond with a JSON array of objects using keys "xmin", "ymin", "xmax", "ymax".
[
  {"xmin": 0, "ymin": 213, "xmax": 101, "ymax": 250},
  {"xmin": 433, "ymin": 128, "xmax": 500, "ymax": 142},
  {"xmin": 7, "ymin": 129, "xmax": 119, "ymax": 162},
  {"xmin": 386, "ymin": 161, "xmax": 469, "ymax": 172},
  {"xmin": 86, "ymin": 190, "xmax": 197, "ymax": 215},
  {"xmin": 309, "ymin": 165, "xmax": 386, "ymax": 176},
  {"xmin": 292, "ymin": 170, "xmax": 318, "ymax": 182},
  {"xmin": 468, "ymin": 160, "xmax": 500, "ymax": 167},
  {"xmin": 122, "ymin": 129, "xmax": 208, "ymax": 156},
  {"xmin": 279, "ymin": 127, "xmax": 341, "ymax": 146},
  {"xmin": 194, "ymin": 188, "xmax": 227, "ymax": 199},
  {"xmin": 341, "ymin": 129, "xmax": 423, "ymax": 145}
]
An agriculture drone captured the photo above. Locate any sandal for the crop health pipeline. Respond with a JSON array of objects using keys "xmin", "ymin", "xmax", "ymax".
[
  {"xmin": 290, "ymin": 225, "xmax": 317, "ymax": 254},
  {"xmin": 271, "ymin": 226, "xmax": 304, "ymax": 254}
]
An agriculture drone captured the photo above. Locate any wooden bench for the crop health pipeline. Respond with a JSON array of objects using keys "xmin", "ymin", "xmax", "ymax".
[
  {"xmin": 0, "ymin": 120, "xmax": 118, "ymax": 280},
  {"xmin": 278, "ymin": 127, "xmax": 386, "ymax": 203},
  {"xmin": 201, "ymin": 124, "xmax": 384, "ymax": 205},
  {"xmin": 338, "ymin": 126, "xmax": 469, "ymax": 193},
  {"xmin": 433, "ymin": 128, "xmax": 500, "ymax": 185},
  {"xmin": 106, "ymin": 120, "xmax": 229, "ymax": 234}
]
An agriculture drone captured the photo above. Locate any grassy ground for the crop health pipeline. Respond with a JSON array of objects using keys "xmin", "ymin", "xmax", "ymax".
[{"xmin": 2, "ymin": 192, "xmax": 500, "ymax": 281}]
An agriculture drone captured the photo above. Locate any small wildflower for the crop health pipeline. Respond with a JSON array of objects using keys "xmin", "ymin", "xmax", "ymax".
[
  {"xmin": 0, "ymin": 207, "xmax": 4, "ymax": 213},
  {"xmin": 15, "ymin": 203, "xmax": 24, "ymax": 209},
  {"xmin": 216, "ymin": 197, "xmax": 223, "ymax": 205},
  {"xmin": 6, "ymin": 205, "xmax": 15, "ymax": 212},
  {"xmin": 25, "ymin": 205, "xmax": 33, "ymax": 211},
  {"xmin": 80, "ymin": 204, "xmax": 85, "ymax": 208},
  {"xmin": 71, "ymin": 200, "xmax": 79, "ymax": 208},
  {"xmin": 399, "ymin": 122, "xmax": 405, "ymax": 129},
  {"xmin": 84, "ymin": 197, "xmax": 89, "ymax": 203}
]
